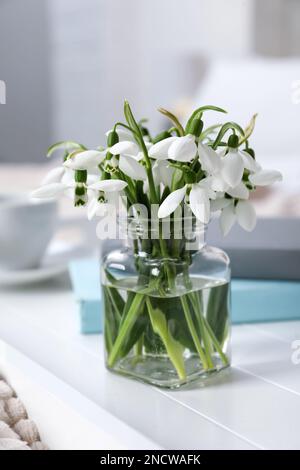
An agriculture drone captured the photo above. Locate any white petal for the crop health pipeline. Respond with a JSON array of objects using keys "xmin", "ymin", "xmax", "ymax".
[
  {"xmin": 64, "ymin": 150, "xmax": 105, "ymax": 170},
  {"xmin": 61, "ymin": 168, "xmax": 75, "ymax": 185},
  {"xmin": 148, "ymin": 137, "xmax": 177, "ymax": 160},
  {"xmin": 168, "ymin": 135, "xmax": 197, "ymax": 162},
  {"xmin": 210, "ymin": 197, "xmax": 231, "ymax": 212},
  {"xmin": 41, "ymin": 167, "xmax": 65, "ymax": 185},
  {"xmin": 119, "ymin": 155, "xmax": 147, "ymax": 180},
  {"xmin": 31, "ymin": 183, "xmax": 66, "ymax": 198},
  {"xmin": 87, "ymin": 198, "xmax": 100, "ymax": 221},
  {"xmin": 239, "ymin": 150, "xmax": 260, "ymax": 172},
  {"xmin": 226, "ymin": 181, "xmax": 249, "ymax": 199},
  {"xmin": 160, "ymin": 163, "xmax": 174, "ymax": 188},
  {"xmin": 220, "ymin": 202, "xmax": 236, "ymax": 236},
  {"xmin": 249, "ymin": 169, "xmax": 282, "ymax": 186},
  {"xmin": 236, "ymin": 200, "xmax": 256, "ymax": 231},
  {"xmin": 189, "ymin": 185, "xmax": 210, "ymax": 224},
  {"xmin": 109, "ymin": 141, "xmax": 139, "ymax": 156},
  {"xmin": 158, "ymin": 185, "xmax": 187, "ymax": 218},
  {"xmin": 221, "ymin": 150, "xmax": 244, "ymax": 187},
  {"xmin": 197, "ymin": 176, "xmax": 217, "ymax": 199},
  {"xmin": 89, "ymin": 179, "xmax": 127, "ymax": 192},
  {"xmin": 198, "ymin": 142, "xmax": 220, "ymax": 174},
  {"xmin": 210, "ymin": 174, "xmax": 229, "ymax": 192}
]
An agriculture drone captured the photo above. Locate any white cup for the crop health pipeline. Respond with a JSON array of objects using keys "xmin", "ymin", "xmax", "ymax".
[{"xmin": 0, "ymin": 193, "xmax": 58, "ymax": 271}]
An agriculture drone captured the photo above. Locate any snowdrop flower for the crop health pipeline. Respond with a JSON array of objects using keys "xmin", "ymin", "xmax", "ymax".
[
  {"xmin": 40, "ymin": 166, "xmax": 65, "ymax": 185},
  {"xmin": 168, "ymin": 135, "xmax": 198, "ymax": 162},
  {"xmin": 249, "ymin": 169, "xmax": 282, "ymax": 186},
  {"xmin": 108, "ymin": 141, "xmax": 148, "ymax": 181},
  {"xmin": 149, "ymin": 135, "xmax": 197, "ymax": 162},
  {"xmin": 87, "ymin": 179, "xmax": 128, "ymax": 220},
  {"xmin": 158, "ymin": 177, "xmax": 215, "ymax": 224},
  {"xmin": 221, "ymin": 146, "xmax": 261, "ymax": 188},
  {"xmin": 148, "ymin": 137, "xmax": 177, "ymax": 160},
  {"xmin": 198, "ymin": 142, "xmax": 232, "ymax": 192},
  {"xmin": 64, "ymin": 150, "xmax": 105, "ymax": 171},
  {"xmin": 32, "ymin": 182, "xmax": 67, "ymax": 199},
  {"xmin": 152, "ymin": 160, "xmax": 174, "ymax": 188},
  {"xmin": 220, "ymin": 199, "xmax": 256, "ymax": 235}
]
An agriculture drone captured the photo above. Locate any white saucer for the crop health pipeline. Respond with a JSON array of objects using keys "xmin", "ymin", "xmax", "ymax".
[{"xmin": 0, "ymin": 241, "xmax": 91, "ymax": 287}]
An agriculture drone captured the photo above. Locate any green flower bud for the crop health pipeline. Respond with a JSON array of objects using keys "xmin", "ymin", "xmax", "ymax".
[
  {"xmin": 107, "ymin": 130, "xmax": 119, "ymax": 147},
  {"xmin": 228, "ymin": 134, "xmax": 239, "ymax": 148},
  {"xmin": 152, "ymin": 130, "xmax": 172, "ymax": 144},
  {"xmin": 186, "ymin": 118, "xmax": 203, "ymax": 138},
  {"xmin": 183, "ymin": 167, "xmax": 197, "ymax": 184},
  {"xmin": 140, "ymin": 125, "xmax": 150, "ymax": 138}
]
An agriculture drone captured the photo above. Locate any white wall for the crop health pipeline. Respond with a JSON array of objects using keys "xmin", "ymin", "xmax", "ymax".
[{"xmin": 48, "ymin": 0, "xmax": 254, "ymax": 146}]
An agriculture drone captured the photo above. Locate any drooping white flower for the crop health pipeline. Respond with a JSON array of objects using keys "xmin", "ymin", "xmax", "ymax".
[
  {"xmin": 41, "ymin": 166, "xmax": 65, "ymax": 185},
  {"xmin": 198, "ymin": 142, "xmax": 221, "ymax": 174},
  {"xmin": 219, "ymin": 147, "xmax": 259, "ymax": 188},
  {"xmin": 119, "ymin": 154, "xmax": 147, "ymax": 180},
  {"xmin": 198, "ymin": 143, "xmax": 229, "ymax": 192},
  {"xmin": 109, "ymin": 141, "xmax": 140, "ymax": 158},
  {"xmin": 31, "ymin": 182, "xmax": 67, "ymax": 198},
  {"xmin": 89, "ymin": 179, "xmax": 127, "ymax": 192},
  {"xmin": 87, "ymin": 179, "xmax": 128, "ymax": 220},
  {"xmin": 226, "ymin": 181, "xmax": 249, "ymax": 199},
  {"xmin": 249, "ymin": 169, "xmax": 282, "ymax": 186},
  {"xmin": 64, "ymin": 150, "xmax": 105, "ymax": 171},
  {"xmin": 168, "ymin": 135, "xmax": 197, "ymax": 162},
  {"xmin": 221, "ymin": 148, "xmax": 244, "ymax": 188},
  {"xmin": 148, "ymin": 137, "xmax": 177, "ymax": 160},
  {"xmin": 188, "ymin": 184, "xmax": 210, "ymax": 223},
  {"xmin": 152, "ymin": 160, "xmax": 174, "ymax": 188},
  {"xmin": 220, "ymin": 199, "xmax": 256, "ymax": 235},
  {"xmin": 158, "ymin": 177, "xmax": 215, "ymax": 224},
  {"xmin": 158, "ymin": 185, "xmax": 187, "ymax": 218},
  {"xmin": 108, "ymin": 140, "xmax": 148, "ymax": 180}
]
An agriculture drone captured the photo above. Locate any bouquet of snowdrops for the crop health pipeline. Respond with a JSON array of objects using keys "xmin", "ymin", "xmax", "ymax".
[{"xmin": 34, "ymin": 101, "xmax": 282, "ymax": 388}]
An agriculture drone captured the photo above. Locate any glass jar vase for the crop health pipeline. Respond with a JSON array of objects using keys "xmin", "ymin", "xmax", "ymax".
[{"xmin": 101, "ymin": 216, "xmax": 231, "ymax": 389}]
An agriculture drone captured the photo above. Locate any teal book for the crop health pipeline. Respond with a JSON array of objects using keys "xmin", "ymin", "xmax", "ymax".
[
  {"xmin": 69, "ymin": 259, "xmax": 102, "ymax": 334},
  {"xmin": 69, "ymin": 259, "xmax": 300, "ymax": 334}
]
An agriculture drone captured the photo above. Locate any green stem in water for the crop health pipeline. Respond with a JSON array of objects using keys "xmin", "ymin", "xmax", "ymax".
[
  {"xmin": 190, "ymin": 292, "xmax": 214, "ymax": 369},
  {"xmin": 181, "ymin": 295, "xmax": 209, "ymax": 370},
  {"xmin": 202, "ymin": 316, "xmax": 229, "ymax": 366},
  {"xmin": 108, "ymin": 294, "xmax": 145, "ymax": 367},
  {"xmin": 146, "ymin": 297, "xmax": 186, "ymax": 380}
]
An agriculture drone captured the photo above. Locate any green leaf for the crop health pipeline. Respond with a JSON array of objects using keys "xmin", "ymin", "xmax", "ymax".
[
  {"xmin": 47, "ymin": 140, "xmax": 86, "ymax": 158},
  {"xmin": 206, "ymin": 283, "xmax": 230, "ymax": 344},
  {"xmin": 239, "ymin": 113, "xmax": 258, "ymax": 144},
  {"xmin": 108, "ymin": 293, "xmax": 145, "ymax": 367},
  {"xmin": 119, "ymin": 296, "xmax": 148, "ymax": 357},
  {"xmin": 158, "ymin": 108, "xmax": 184, "ymax": 136},
  {"xmin": 103, "ymin": 288, "xmax": 121, "ymax": 353}
]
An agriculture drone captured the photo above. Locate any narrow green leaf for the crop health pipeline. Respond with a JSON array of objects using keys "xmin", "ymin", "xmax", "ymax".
[
  {"xmin": 239, "ymin": 113, "xmax": 258, "ymax": 144},
  {"xmin": 47, "ymin": 140, "xmax": 86, "ymax": 158},
  {"xmin": 158, "ymin": 108, "xmax": 184, "ymax": 136}
]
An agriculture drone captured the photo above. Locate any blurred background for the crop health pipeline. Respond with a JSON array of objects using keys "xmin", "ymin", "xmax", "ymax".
[{"xmin": 0, "ymin": 0, "xmax": 300, "ymax": 218}]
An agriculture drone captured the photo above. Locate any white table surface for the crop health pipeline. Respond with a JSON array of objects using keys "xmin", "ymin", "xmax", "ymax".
[{"xmin": 0, "ymin": 274, "xmax": 300, "ymax": 450}]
